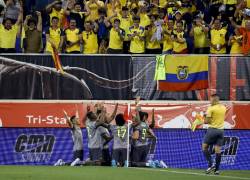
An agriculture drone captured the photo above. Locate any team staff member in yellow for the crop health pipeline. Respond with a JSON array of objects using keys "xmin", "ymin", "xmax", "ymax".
[
  {"xmin": 202, "ymin": 94, "xmax": 226, "ymax": 175},
  {"xmin": 0, "ymin": 8, "xmax": 23, "ymax": 53},
  {"xmin": 64, "ymin": 19, "xmax": 81, "ymax": 54},
  {"xmin": 106, "ymin": 18, "xmax": 125, "ymax": 54},
  {"xmin": 81, "ymin": 21, "xmax": 99, "ymax": 54},
  {"xmin": 45, "ymin": 17, "xmax": 65, "ymax": 53},
  {"xmin": 128, "ymin": 16, "xmax": 145, "ymax": 54},
  {"xmin": 210, "ymin": 19, "xmax": 227, "ymax": 54}
]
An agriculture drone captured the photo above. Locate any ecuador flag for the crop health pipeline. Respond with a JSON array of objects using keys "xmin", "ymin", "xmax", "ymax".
[{"xmin": 158, "ymin": 55, "xmax": 209, "ymax": 91}]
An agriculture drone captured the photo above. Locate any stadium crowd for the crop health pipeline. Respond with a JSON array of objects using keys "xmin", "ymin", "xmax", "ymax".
[{"xmin": 0, "ymin": 0, "xmax": 250, "ymax": 54}]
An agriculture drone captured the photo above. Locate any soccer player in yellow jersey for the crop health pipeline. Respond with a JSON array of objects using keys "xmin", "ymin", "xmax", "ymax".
[{"xmin": 202, "ymin": 94, "xmax": 226, "ymax": 175}]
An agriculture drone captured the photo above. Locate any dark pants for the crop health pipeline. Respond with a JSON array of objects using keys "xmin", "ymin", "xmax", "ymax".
[
  {"xmin": 102, "ymin": 148, "xmax": 111, "ymax": 166},
  {"xmin": 0, "ymin": 48, "xmax": 16, "ymax": 53},
  {"xmin": 194, "ymin": 47, "xmax": 210, "ymax": 54},
  {"xmin": 112, "ymin": 148, "xmax": 127, "ymax": 165},
  {"xmin": 73, "ymin": 150, "xmax": 84, "ymax": 161},
  {"xmin": 66, "ymin": 51, "xmax": 80, "ymax": 54},
  {"xmin": 203, "ymin": 128, "xmax": 224, "ymax": 146},
  {"xmin": 89, "ymin": 148, "xmax": 102, "ymax": 161},
  {"xmin": 107, "ymin": 48, "xmax": 123, "ymax": 54},
  {"xmin": 145, "ymin": 48, "xmax": 162, "ymax": 54},
  {"xmin": 123, "ymin": 41, "xmax": 130, "ymax": 54},
  {"xmin": 132, "ymin": 145, "xmax": 148, "ymax": 163}
]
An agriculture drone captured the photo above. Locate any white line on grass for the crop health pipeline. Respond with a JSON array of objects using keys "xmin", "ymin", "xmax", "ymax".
[{"xmin": 132, "ymin": 168, "xmax": 250, "ymax": 180}]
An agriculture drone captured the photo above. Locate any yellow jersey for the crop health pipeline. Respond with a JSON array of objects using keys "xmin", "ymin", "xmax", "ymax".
[
  {"xmin": 193, "ymin": 26, "xmax": 209, "ymax": 48},
  {"xmin": 162, "ymin": 26, "xmax": 173, "ymax": 52},
  {"xmin": 206, "ymin": 104, "xmax": 226, "ymax": 129},
  {"xmin": 45, "ymin": 27, "xmax": 64, "ymax": 53},
  {"xmin": 139, "ymin": 13, "xmax": 151, "ymax": 28},
  {"xmin": 86, "ymin": 1, "xmax": 104, "ymax": 21},
  {"xmin": 65, "ymin": 28, "xmax": 81, "ymax": 53},
  {"xmin": 82, "ymin": 31, "xmax": 98, "ymax": 54},
  {"xmin": 173, "ymin": 31, "xmax": 187, "ymax": 53},
  {"xmin": 119, "ymin": 15, "xmax": 133, "ymax": 41},
  {"xmin": 128, "ymin": 26, "xmax": 145, "ymax": 53},
  {"xmin": 145, "ymin": 26, "xmax": 161, "ymax": 49},
  {"xmin": 109, "ymin": 28, "xmax": 125, "ymax": 50},
  {"xmin": 49, "ymin": 8, "xmax": 64, "ymax": 27},
  {"xmin": 210, "ymin": 28, "xmax": 227, "ymax": 54},
  {"xmin": 0, "ymin": 24, "xmax": 19, "ymax": 49},
  {"xmin": 230, "ymin": 35, "xmax": 243, "ymax": 54},
  {"xmin": 223, "ymin": 0, "xmax": 237, "ymax": 4}
]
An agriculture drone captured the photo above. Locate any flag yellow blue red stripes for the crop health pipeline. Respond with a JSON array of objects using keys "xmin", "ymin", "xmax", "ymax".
[{"xmin": 159, "ymin": 55, "xmax": 209, "ymax": 91}]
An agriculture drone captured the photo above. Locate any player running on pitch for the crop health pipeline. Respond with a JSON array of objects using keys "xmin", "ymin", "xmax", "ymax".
[{"xmin": 202, "ymin": 94, "xmax": 226, "ymax": 175}]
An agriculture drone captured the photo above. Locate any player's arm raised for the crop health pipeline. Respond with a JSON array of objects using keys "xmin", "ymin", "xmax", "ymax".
[
  {"xmin": 149, "ymin": 109, "xmax": 155, "ymax": 129},
  {"xmin": 106, "ymin": 103, "xmax": 118, "ymax": 123},
  {"xmin": 63, "ymin": 110, "xmax": 73, "ymax": 128}
]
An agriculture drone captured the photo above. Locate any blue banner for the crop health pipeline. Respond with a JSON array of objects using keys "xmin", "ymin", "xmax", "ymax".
[{"xmin": 0, "ymin": 128, "xmax": 249, "ymax": 170}]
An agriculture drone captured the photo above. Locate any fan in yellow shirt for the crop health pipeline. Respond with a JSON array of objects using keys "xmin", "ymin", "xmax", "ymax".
[
  {"xmin": 128, "ymin": 16, "xmax": 145, "ymax": 54},
  {"xmin": 145, "ymin": 15, "xmax": 162, "ymax": 54},
  {"xmin": 0, "ymin": 10, "xmax": 22, "ymax": 53},
  {"xmin": 45, "ymin": 17, "xmax": 65, "ymax": 54},
  {"xmin": 64, "ymin": 19, "xmax": 81, "ymax": 54},
  {"xmin": 210, "ymin": 19, "xmax": 227, "ymax": 54},
  {"xmin": 46, "ymin": 1, "xmax": 64, "ymax": 27},
  {"xmin": 119, "ymin": 7, "xmax": 133, "ymax": 53},
  {"xmin": 106, "ymin": 18, "xmax": 125, "ymax": 54},
  {"xmin": 139, "ymin": 6, "xmax": 151, "ymax": 28},
  {"xmin": 81, "ymin": 21, "xmax": 99, "ymax": 54},
  {"xmin": 162, "ymin": 19, "xmax": 174, "ymax": 54},
  {"xmin": 229, "ymin": 28, "xmax": 243, "ymax": 54},
  {"xmin": 189, "ymin": 16, "xmax": 209, "ymax": 54},
  {"xmin": 171, "ymin": 21, "xmax": 188, "ymax": 54},
  {"xmin": 86, "ymin": 0, "xmax": 104, "ymax": 21}
]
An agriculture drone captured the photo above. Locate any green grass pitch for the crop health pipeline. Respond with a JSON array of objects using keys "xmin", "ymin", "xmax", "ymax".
[{"xmin": 0, "ymin": 166, "xmax": 250, "ymax": 180}]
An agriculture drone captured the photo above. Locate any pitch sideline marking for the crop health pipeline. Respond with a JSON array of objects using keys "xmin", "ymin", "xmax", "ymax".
[{"xmin": 132, "ymin": 168, "xmax": 250, "ymax": 180}]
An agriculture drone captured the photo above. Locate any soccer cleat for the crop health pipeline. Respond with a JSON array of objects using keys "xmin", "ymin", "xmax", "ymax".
[
  {"xmin": 71, "ymin": 158, "xmax": 80, "ymax": 166},
  {"xmin": 124, "ymin": 160, "xmax": 129, "ymax": 167},
  {"xmin": 214, "ymin": 170, "xmax": 220, "ymax": 175},
  {"xmin": 159, "ymin": 160, "xmax": 168, "ymax": 168},
  {"xmin": 205, "ymin": 165, "xmax": 216, "ymax": 174},
  {"xmin": 148, "ymin": 160, "xmax": 156, "ymax": 168},
  {"xmin": 54, "ymin": 159, "xmax": 63, "ymax": 166},
  {"xmin": 111, "ymin": 160, "xmax": 117, "ymax": 167}
]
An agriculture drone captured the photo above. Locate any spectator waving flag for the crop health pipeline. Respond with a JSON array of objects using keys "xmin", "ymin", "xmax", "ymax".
[
  {"xmin": 51, "ymin": 47, "xmax": 64, "ymax": 74},
  {"xmin": 157, "ymin": 55, "xmax": 209, "ymax": 91}
]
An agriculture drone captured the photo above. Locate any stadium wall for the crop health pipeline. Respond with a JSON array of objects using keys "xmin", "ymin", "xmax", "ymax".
[
  {"xmin": 0, "ymin": 54, "xmax": 250, "ymax": 100},
  {"xmin": 0, "ymin": 101, "xmax": 249, "ymax": 170}
]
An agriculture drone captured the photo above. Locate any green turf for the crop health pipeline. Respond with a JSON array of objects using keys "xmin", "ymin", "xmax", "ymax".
[{"xmin": 0, "ymin": 166, "xmax": 249, "ymax": 180}]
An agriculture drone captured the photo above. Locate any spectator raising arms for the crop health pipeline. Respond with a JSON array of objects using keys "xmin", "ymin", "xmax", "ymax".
[
  {"xmin": 0, "ymin": 4, "xmax": 22, "ymax": 53},
  {"xmin": 23, "ymin": 11, "xmax": 42, "ymax": 53}
]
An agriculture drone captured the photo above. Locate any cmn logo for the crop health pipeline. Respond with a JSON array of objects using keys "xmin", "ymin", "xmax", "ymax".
[
  {"xmin": 209, "ymin": 136, "xmax": 239, "ymax": 156},
  {"xmin": 15, "ymin": 134, "xmax": 55, "ymax": 153}
]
